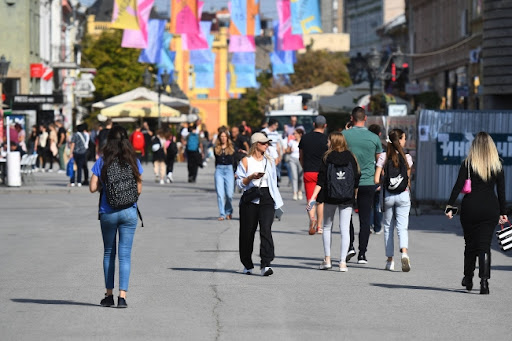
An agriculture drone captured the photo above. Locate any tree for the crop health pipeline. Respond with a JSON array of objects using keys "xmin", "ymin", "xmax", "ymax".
[{"xmin": 81, "ymin": 30, "xmax": 148, "ymax": 103}]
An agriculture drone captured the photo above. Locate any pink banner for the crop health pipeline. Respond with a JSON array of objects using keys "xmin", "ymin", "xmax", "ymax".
[
  {"xmin": 182, "ymin": 2, "xmax": 210, "ymax": 50},
  {"xmin": 171, "ymin": 0, "xmax": 199, "ymax": 34},
  {"xmin": 229, "ymin": 35, "xmax": 256, "ymax": 52},
  {"xmin": 121, "ymin": 0, "xmax": 154, "ymax": 49},
  {"xmin": 277, "ymin": 0, "xmax": 304, "ymax": 51}
]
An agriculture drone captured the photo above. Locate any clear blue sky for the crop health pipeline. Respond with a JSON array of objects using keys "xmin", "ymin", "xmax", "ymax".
[{"xmin": 79, "ymin": 0, "xmax": 277, "ymax": 19}]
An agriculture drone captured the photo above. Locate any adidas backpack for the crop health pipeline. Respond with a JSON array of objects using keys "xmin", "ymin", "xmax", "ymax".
[
  {"xmin": 326, "ymin": 162, "xmax": 355, "ymax": 201},
  {"xmin": 384, "ymin": 154, "xmax": 409, "ymax": 194},
  {"xmin": 105, "ymin": 159, "xmax": 139, "ymax": 209}
]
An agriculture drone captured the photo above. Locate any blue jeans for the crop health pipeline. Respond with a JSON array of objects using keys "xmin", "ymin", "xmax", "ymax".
[
  {"xmin": 215, "ymin": 165, "xmax": 234, "ymax": 218},
  {"xmin": 370, "ymin": 186, "xmax": 382, "ymax": 232},
  {"xmin": 100, "ymin": 207, "xmax": 138, "ymax": 291},
  {"xmin": 382, "ymin": 191, "xmax": 411, "ymax": 258}
]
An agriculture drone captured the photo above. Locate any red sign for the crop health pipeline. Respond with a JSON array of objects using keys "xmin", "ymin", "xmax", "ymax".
[{"xmin": 30, "ymin": 64, "xmax": 44, "ymax": 78}]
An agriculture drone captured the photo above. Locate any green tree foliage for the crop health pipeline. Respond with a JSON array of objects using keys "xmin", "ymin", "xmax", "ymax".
[
  {"xmin": 81, "ymin": 30, "xmax": 147, "ymax": 103},
  {"xmin": 228, "ymin": 50, "xmax": 352, "ymax": 128}
]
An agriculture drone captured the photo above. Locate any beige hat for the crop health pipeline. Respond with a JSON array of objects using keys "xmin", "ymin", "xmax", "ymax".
[{"xmin": 250, "ymin": 132, "xmax": 271, "ymax": 145}]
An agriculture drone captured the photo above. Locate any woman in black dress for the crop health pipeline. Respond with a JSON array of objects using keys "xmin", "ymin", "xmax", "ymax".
[{"xmin": 446, "ymin": 132, "xmax": 507, "ymax": 294}]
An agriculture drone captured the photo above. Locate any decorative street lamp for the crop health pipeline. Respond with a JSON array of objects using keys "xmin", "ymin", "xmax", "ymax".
[
  {"xmin": 143, "ymin": 68, "xmax": 171, "ymax": 129},
  {"xmin": 364, "ymin": 47, "xmax": 405, "ymax": 96}
]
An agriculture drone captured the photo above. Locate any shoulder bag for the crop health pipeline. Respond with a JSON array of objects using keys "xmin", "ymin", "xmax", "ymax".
[
  {"xmin": 461, "ymin": 164, "xmax": 471, "ymax": 194},
  {"xmin": 496, "ymin": 219, "xmax": 512, "ymax": 252},
  {"xmin": 241, "ymin": 158, "xmax": 267, "ymax": 203}
]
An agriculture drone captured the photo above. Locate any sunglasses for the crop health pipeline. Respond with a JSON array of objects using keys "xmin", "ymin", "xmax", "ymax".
[{"xmin": 258, "ymin": 141, "xmax": 270, "ymax": 145}]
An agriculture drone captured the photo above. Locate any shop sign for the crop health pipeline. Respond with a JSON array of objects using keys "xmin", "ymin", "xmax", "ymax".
[{"xmin": 30, "ymin": 64, "xmax": 44, "ymax": 78}]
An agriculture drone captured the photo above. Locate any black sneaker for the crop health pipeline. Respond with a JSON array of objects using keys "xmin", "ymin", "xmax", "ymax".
[
  {"xmin": 117, "ymin": 296, "xmax": 128, "ymax": 308},
  {"xmin": 357, "ymin": 254, "xmax": 368, "ymax": 264},
  {"xmin": 100, "ymin": 294, "xmax": 114, "ymax": 307},
  {"xmin": 346, "ymin": 248, "xmax": 356, "ymax": 262}
]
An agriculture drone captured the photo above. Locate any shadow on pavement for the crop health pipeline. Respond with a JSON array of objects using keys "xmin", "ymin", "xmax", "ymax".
[
  {"xmin": 170, "ymin": 267, "xmax": 239, "ymax": 274},
  {"xmin": 11, "ymin": 298, "xmax": 98, "ymax": 307},
  {"xmin": 195, "ymin": 249, "xmax": 238, "ymax": 253},
  {"xmin": 370, "ymin": 283, "xmax": 467, "ymax": 294}
]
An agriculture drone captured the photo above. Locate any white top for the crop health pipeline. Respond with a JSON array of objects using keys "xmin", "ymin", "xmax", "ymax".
[
  {"xmin": 246, "ymin": 156, "xmax": 269, "ymax": 188},
  {"xmin": 376, "ymin": 152, "xmax": 413, "ymax": 168},
  {"xmin": 288, "ymin": 140, "xmax": 300, "ymax": 159}
]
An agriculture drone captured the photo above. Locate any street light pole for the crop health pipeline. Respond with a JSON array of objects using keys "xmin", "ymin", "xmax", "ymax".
[{"xmin": 143, "ymin": 68, "xmax": 170, "ymax": 129}]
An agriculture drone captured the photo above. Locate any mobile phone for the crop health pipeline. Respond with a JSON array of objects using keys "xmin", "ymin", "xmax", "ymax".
[
  {"xmin": 307, "ymin": 200, "xmax": 316, "ymax": 211},
  {"xmin": 257, "ymin": 172, "xmax": 265, "ymax": 176},
  {"xmin": 445, "ymin": 207, "xmax": 458, "ymax": 215}
]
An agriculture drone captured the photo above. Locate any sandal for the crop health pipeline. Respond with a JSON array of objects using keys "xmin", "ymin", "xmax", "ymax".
[
  {"xmin": 309, "ymin": 220, "xmax": 317, "ymax": 235},
  {"xmin": 218, "ymin": 217, "xmax": 225, "ymax": 221},
  {"xmin": 317, "ymin": 227, "xmax": 323, "ymax": 234}
]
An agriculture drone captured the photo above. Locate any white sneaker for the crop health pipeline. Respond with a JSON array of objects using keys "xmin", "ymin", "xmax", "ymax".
[
  {"xmin": 242, "ymin": 268, "xmax": 253, "ymax": 275},
  {"xmin": 167, "ymin": 172, "xmax": 174, "ymax": 183},
  {"xmin": 261, "ymin": 267, "xmax": 273, "ymax": 276},
  {"xmin": 293, "ymin": 193, "xmax": 298, "ymax": 201},
  {"xmin": 77, "ymin": 183, "xmax": 82, "ymax": 187},
  {"xmin": 401, "ymin": 254, "xmax": 411, "ymax": 272},
  {"xmin": 385, "ymin": 260, "xmax": 395, "ymax": 271},
  {"xmin": 159, "ymin": 179, "xmax": 165, "ymax": 185},
  {"xmin": 57, "ymin": 169, "xmax": 66, "ymax": 174},
  {"xmin": 298, "ymin": 192, "xmax": 303, "ymax": 200},
  {"xmin": 319, "ymin": 261, "xmax": 332, "ymax": 270},
  {"xmin": 70, "ymin": 183, "xmax": 75, "ymax": 187},
  {"xmin": 339, "ymin": 262, "xmax": 348, "ymax": 272}
]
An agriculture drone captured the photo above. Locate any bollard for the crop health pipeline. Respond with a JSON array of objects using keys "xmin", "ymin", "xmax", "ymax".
[{"xmin": 7, "ymin": 151, "xmax": 21, "ymax": 187}]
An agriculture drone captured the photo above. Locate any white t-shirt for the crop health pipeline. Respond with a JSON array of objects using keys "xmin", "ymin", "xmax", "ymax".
[
  {"xmin": 288, "ymin": 140, "xmax": 300, "ymax": 159},
  {"xmin": 376, "ymin": 152, "xmax": 413, "ymax": 168},
  {"xmin": 246, "ymin": 156, "xmax": 269, "ymax": 187}
]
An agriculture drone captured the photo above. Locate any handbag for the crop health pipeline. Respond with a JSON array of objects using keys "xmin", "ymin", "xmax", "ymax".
[
  {"xmin": 496, "ymin": 219, "xmax": 512, "ymax": 252},
  {"xmin": 461, "ymin": 164, "xmax": 471, "ymax": 194},
  {"xmin": 241, "ymin": 159, "xmax": 267, "ymax": 204}
]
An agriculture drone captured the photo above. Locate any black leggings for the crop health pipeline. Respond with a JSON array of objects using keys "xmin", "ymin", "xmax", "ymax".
[
  {"xmin": 239, "ymin": 188, "xmax": 275, "ymax": 269},
  {"xmin": 349, "ymin": 185, "xmax": 374, "ymax": 254}
]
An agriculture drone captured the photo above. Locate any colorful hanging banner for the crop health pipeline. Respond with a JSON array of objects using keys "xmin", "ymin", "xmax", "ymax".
[
  {"xmin": 229, "ymin": 35, "xmax": 256, "ymax": 52},
  {"xmin": 277, "ymin": 0, "xmax": 304, "ymax": 51},
  {"xmin": 182, "ymin": 21, "xmax": 212, "ymax": 51},
  {"xmin": 138, "ymin": 19, "xmax": 166, "ymax": 63},
  {"xmin": 271, "ymin": 50, "xmax": 295, "ymax": 75},
  {"xmin": 194, "ymin": 63, "xmax": 215, "ymax": 88},
  {"xmin": 290, "ymin": 0, "xmax": 322, "ymax": 34},
  {"xmin": 121, "ymin": 0, "xmax": 154, "ymax": 48},
  {"xmin": 231, "ymin": 52, "xmax": 256, "ymax": 65},
  {"xmin": 157, "ymin": 32, "xmax": 176, "ymax": 73},
  {"xmin": 229, "ymin": 0, "xmax": 260, "ymax": 36},
  {"xmin": 170, "ymin": 0, "xmax": 199, "ymax": 34},
  {"xmin": 111, "ymin": 0, "xmax": 139, "ymax": 30},
  {"xmin": 233, "ymin": 63, "xmax": 257, "ymax": 88}
]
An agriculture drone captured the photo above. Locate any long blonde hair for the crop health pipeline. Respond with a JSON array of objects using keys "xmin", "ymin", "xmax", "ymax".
[
  {"xmin": 323, "ymin": 132, "xmax": 360, "ymax": 172},
  {"xmin": 214, "ymin": 130, "xmax": 234, "ymax": 155},
  {"xmin": 465, "ymin": 132, "xmax": 502, "ymax": 181}
]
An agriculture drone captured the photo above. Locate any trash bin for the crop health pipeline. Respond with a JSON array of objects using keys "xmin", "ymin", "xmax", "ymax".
[{"xmin": 7, "ymin": 151, "xmax": 21, "ymax": 187}]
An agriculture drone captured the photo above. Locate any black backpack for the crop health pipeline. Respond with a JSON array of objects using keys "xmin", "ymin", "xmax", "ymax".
[
  {"xmin": 326, "ymin": 162, "xmax": 355, "ymax": 201},
  {"xmin": 105, "ymin": 159, "xmax": 139, "ymax": 209},
  {"xmin": 384, "ymin": 154, "xmax": 409, "ymax": 194}
]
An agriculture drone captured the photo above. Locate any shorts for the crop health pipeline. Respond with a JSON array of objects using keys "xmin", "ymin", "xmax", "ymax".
[{"xmin": 303, "ymin": 172, "xmax": 319, "ymax": 201}]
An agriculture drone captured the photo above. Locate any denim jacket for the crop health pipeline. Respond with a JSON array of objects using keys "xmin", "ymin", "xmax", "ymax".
[{"xmin": 236, "ymin": 156, "xmax": 284, "ymax": 209}]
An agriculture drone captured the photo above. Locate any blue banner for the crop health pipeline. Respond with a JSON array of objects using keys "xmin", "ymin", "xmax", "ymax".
[
  {"xmin": 232, "ymin": 52, "xmax": 256, "ymax": 65},
  {"xmin": 437, "ymin": 133, "xmax": 512, "ymax": 165},
  {"xmin": 290, "ymin": 0, "xmax": 322, "ymax": 34},
  {"xmin": 138, "ymin": 19, "xmax": 166, "ymax": 63}
]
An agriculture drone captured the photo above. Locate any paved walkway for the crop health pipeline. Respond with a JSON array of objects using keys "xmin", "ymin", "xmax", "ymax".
[{"xmin": 0, "ymin": 161, "xmax": 510, "ymax": 340}]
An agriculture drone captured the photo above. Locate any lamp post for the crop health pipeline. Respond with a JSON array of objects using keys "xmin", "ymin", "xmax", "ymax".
[
  {"xmin": 0, "ymin": 55, "xmax": 11, "ymax": 153},
  {"xmin": 366, "ymin": 47, "xmax": 405, "ymax": 95},
  {"xmin": 143, "ymin": 68, "xmax": 171, "ymax": 129}
]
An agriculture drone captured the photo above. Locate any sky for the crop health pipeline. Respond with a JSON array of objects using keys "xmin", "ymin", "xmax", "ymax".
[{"xmin": 78, "ymin": 0, "xmax": 277, "ymax": 19}]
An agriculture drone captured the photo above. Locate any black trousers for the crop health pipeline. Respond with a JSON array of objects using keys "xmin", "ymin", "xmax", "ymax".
[
  {"xmin": 186, "ymin": 150, "xmax": 201, "ymax": 181},
  {"xmin": 349, "ymin": 185, "xmax": 374, "ymax": 255},
  {"xmin": 462, "ymin": 219, "xmax": 496, "ymax": 279},
  {"xmin": 239, "ymin": 187, "xmax": 275, "ymax": 269},
  {"xmin": 70, "ymin": 153, "xmax": 86, "ymax": 184}
]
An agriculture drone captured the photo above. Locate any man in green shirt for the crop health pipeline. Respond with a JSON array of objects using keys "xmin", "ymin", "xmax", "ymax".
[{"xmin": 342, "ymin": 107, "xmax": 383, "ymax": 264}]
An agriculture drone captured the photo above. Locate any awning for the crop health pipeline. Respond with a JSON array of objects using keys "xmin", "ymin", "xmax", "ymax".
[{"xmin": 100, "ymin": 100, "xmax": 181, "ymax": 119}]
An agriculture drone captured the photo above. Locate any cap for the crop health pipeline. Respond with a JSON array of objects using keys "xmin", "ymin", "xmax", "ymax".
[
  {"xmin": 315, "ymin": 115, "xmax": 326, "ymax": 125},
  {"xmin": 251, "ymin": 132, "xmax": 271, "ymax": 145}
]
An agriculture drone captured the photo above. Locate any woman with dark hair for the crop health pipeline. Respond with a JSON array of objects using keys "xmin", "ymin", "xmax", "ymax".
[
  {"xmin": 374, "ymin": 129, "xmax": 413, "ymax": 272},
  {"xmin": 69, "ymin": 124, "xmax": 89, "ymax": 187},
  {"xmin": 214, "ymin": 130, "xmax": 235, "ymax": 220},
  {"xmin": 446, "ymin": 132, "xmax": 507, "ymax": 294},
  {"xmin": 89, "ymin": 125, "xmax": 143, "ymax": 308},
  {"xmin": 307, "ymin": 132, "xmax": 360, "ymax": 272}
]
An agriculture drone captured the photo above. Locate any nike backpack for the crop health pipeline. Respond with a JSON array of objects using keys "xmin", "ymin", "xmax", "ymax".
[{"xmin": 384, "ymin": 154, "xmax": 409, "ymax": 194}]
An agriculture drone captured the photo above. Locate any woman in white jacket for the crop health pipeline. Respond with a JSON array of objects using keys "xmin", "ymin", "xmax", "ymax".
[{"xmin": 236, "ymin": 132, "xmax": 283, "ymax": 277}]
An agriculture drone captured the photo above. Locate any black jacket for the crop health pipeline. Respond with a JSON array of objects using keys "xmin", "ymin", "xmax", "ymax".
[{"xmin": 317, "ymin": 150, "xmax": 360, "ymax": 205}]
